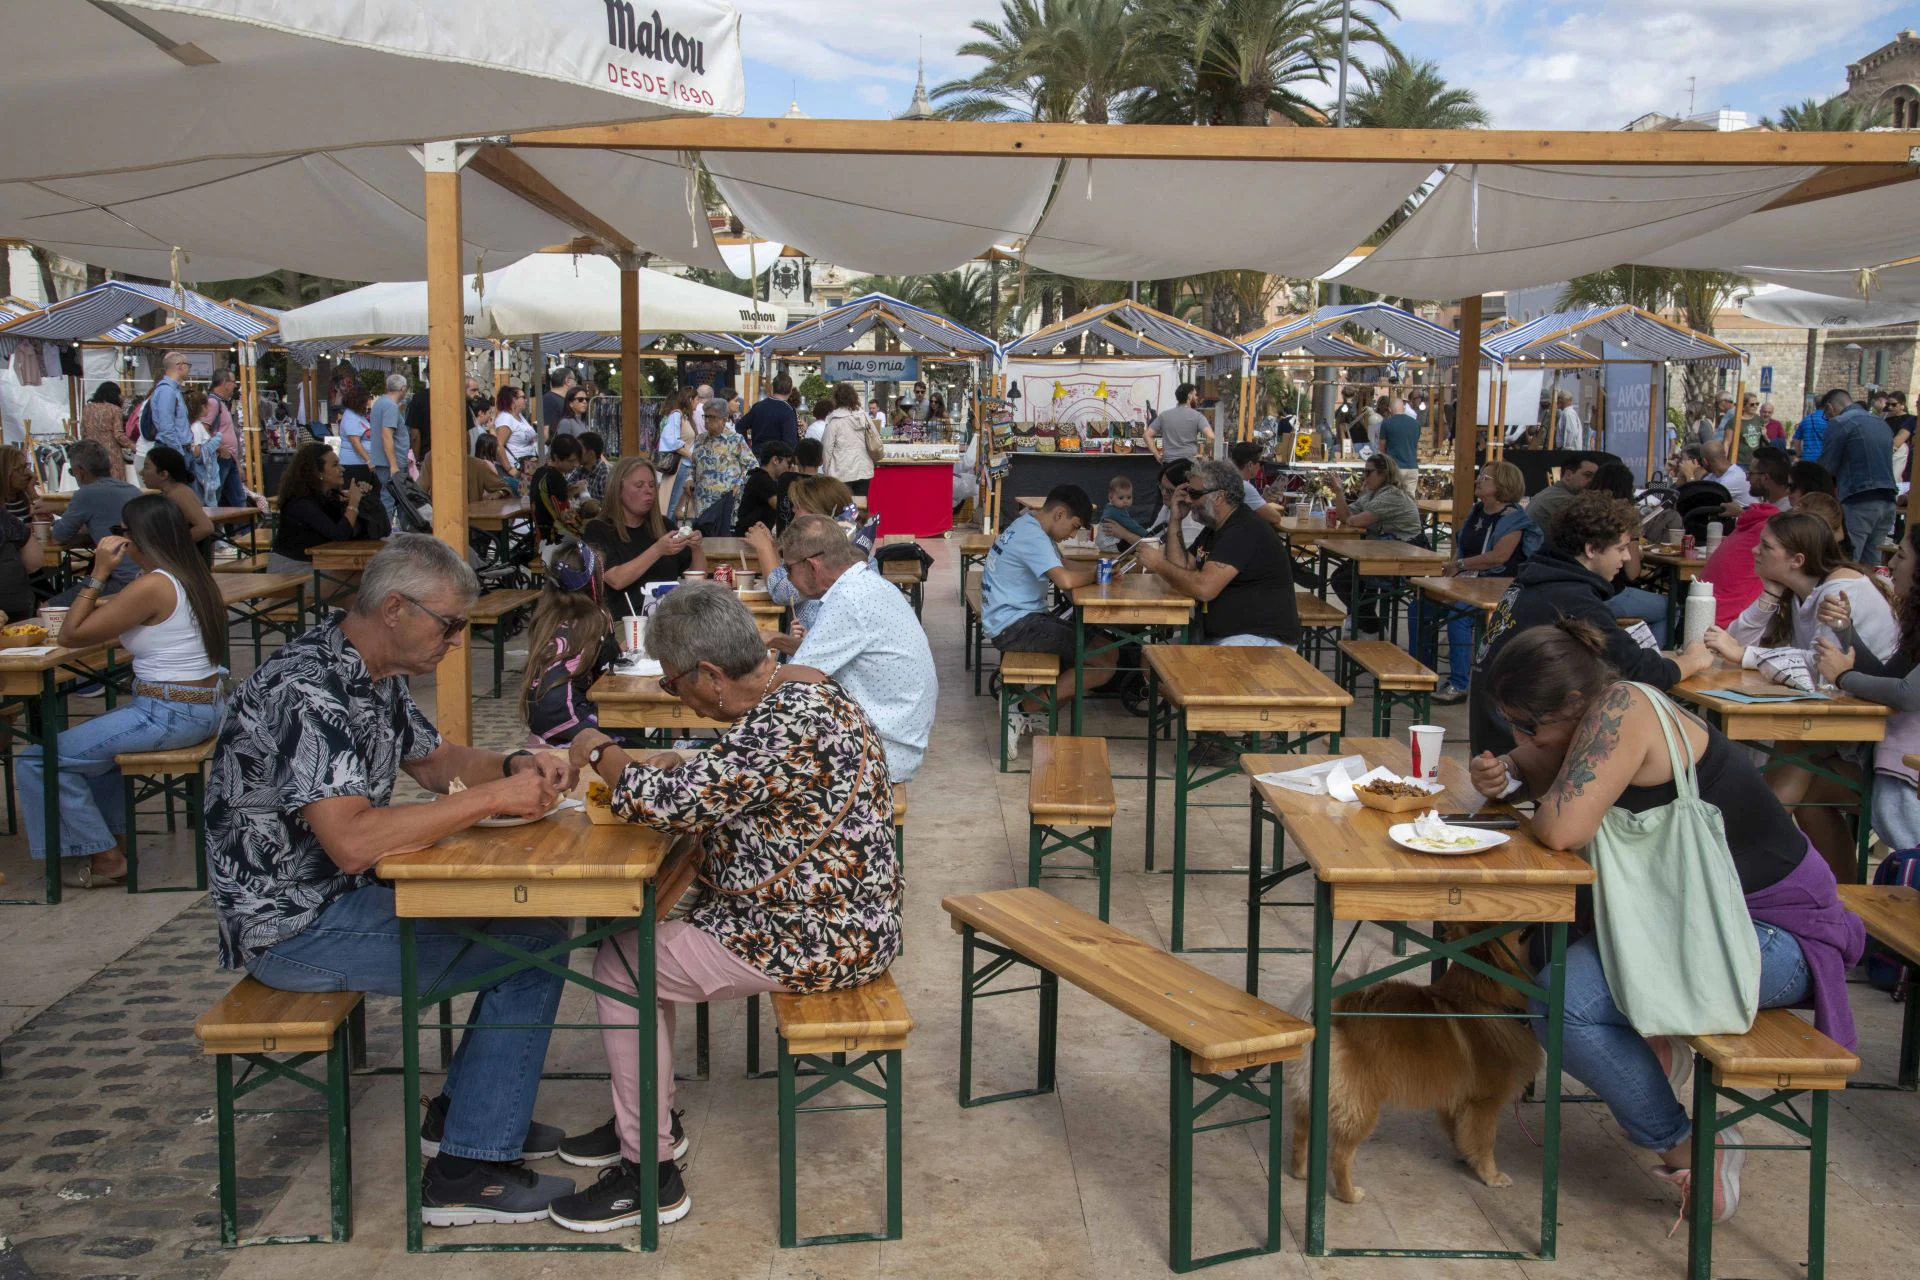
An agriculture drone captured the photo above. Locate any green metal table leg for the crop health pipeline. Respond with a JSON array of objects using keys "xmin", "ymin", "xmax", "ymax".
[
  {"xmin": 1170, "ymin": 711, "xmax": 1190, "ymax": 952},
  {"xmin": 1686, "ymin": 1057, "xmax": 1716, "ymax": 1279},
  {"xmin": 1808, "ymin": 1089, "xmax": 1828, "ymax": 1280},
  {"xmin": 1025, "ymin": 823, "xmax": 1043, "ymax": 889},
  {"xmin": 1901, "ymin": 981, "xmax": 1920, "ymax": 1090},
  {"xmin": 400, "ymin": 917, "xmax": 423, "ymax": 1254},
  {"xmin": 327, "ymin": 1022, "xmax": 353, "ymax": 1242},
  {"xmin": 40, "ymin": 672, "xmax": 62, "ymax": 905},
  {"xmin": 191, "ymin": 768, "xmax": 208, "ymax": 891},
  {"xmin": 1855, "ymin": 770, "xmax": 1876, "ymax": 883},
  {"xmin": 216, "ymin": 1052, "xmax": 239, "ymax": 1245},
  {"xmin": 777, "ymin": 1036, "xmax": 798, "ymax": 1247},
  {"xmin": 1305, "ymin": 879, "xmax": 1332, "ymax": 1256},
  {"xmin": 1144, "ymin": 660, "xmax": 1160, "ymax": 871},
  {"xmin": 122, "ymin": 774, "xmax": 140, "ymax": 894},
  {"xmin": 1096, "ymin": 827, "xmax": 1112, "ymax": 921},
  {"xmin": 884, "ymin": 1048, "xmax": 904, "ymax": 1239},
  {"xmin": 1538, "ymin": 921, "xmax": 1567, "ymax": 1260},
  {"xmin": 1071, "ymin": 607, "xmax": 1086, "ymax": 735},
  {"xmin": 1245, "ymin": 794, "xmax": 1264, "ymax": 993},
  {"xmin": 1168, "ymin": 1042, "xmax": 1194, "ymax": 1271}
]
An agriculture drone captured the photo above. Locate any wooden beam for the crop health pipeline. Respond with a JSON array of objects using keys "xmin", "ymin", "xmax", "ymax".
[
  {"xmin": 468, "ymin": 146, "xmax": 634, "ymax": 253},
  {"xmin": 1760, "ymin": 164, "xmax": 1919, "ymax": 213},
  {"xmin": 425, "ymin": 163, "xmax": 472, "ymax": 748},
  {"xmin": 620, "ymin": 259, "xmax": 642, "ymax": 458},
  {"xmin": 1452, "ymin": 296, "xmax": 1482, "ymax": 537},
  {"xmin": 510, "ymin": 118, "xmax": 1920, "ymax": 166}
]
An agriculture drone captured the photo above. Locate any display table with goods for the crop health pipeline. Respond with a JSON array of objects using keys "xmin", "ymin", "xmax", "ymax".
[{"xmin": 992, "ymin": 418, "xmax": 1162, "ymax": 531}]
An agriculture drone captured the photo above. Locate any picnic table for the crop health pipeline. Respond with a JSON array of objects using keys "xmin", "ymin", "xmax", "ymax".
[
  {"xmin": 1416, "ymin": 497, "xmax": 1454, "ymax": 545},
  {"xmin": 218, "ymin": 571, "xmax": 309, "ymax": 663},
  {"xmin": 1673, "ymin": 664, "xmax": 1890, "ymax": 881},
  {"xmin": 1641, "ymin": 544, "xmax": 1706, "ymax": 637},
  {"xmin": 1412, "ymin": 575, "xmax": 1509, "ymax": 673},
  {"xmin": 307, "ymin": 540, "xmax": 385, "ymax": 615},
  {"xmin": 591, "ymin": 671, "xmax": 728, "ymax": 748},
  {"xmin": 1243, "ymin": 739, "xmax": 1592, "ymax": 1260},
  {"xmin": 0, "ymin": 638, "xmax": 127, "ymax": 905},
  {"xmin": 380, "ymin": 807, "xmax": 671, "ymax": 1253},
  {"xmin": 1143, "ymin": 644, "xmax": 1349, "ymax": 953},
  {"xmin": 468, "ymin": 498, "xmax": 530, "ymax": 562},
  {"xmin": 1067, "ymin": 576, "xmax": 1195, "ymax": 735},
  {"xmin": 1319, "ymin": 539, "xmax": 1451, "ymax": 645}
]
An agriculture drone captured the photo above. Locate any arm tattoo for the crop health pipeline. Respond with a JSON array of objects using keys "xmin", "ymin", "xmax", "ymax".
[{"xmin": 1554, "ymin": 683, "xmax": 1635, "ymax": 801}]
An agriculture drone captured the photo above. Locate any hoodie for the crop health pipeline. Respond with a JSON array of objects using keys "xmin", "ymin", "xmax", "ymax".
[
  {"xmin": 1698, "ymin": 501, "xmax": 1779, "ymax": 627},
  {"xmin": 1468, "ymin": 548, "xmax": 1684, "ymax": 756}
]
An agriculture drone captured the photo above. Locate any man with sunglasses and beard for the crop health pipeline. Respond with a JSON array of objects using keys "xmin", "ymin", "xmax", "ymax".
[
  {"xmin": 1135, "ymin": 458, "xmax": 1300, "ymax": 649},
  {"xmin": 207, "ymin": 535, "xmax": 586, "ymax": 1228}
]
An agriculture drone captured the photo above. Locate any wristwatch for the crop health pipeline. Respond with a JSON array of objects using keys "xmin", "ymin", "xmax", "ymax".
[{"xmin": 587, "ymin": 743, "xmax": 611, "ymax": 769}]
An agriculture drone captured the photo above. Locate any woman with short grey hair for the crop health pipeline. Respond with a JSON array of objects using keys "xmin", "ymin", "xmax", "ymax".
[{"xmin": 555, "ymin": 582, "xmax": 900, "ymax": 1233}]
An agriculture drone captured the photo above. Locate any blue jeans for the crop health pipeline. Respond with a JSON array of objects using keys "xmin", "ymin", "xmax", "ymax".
[
  {"xmin": 373, "ymin": 465, "xmax": 396, "ymax": 522},
  {"xmin": 247, "ymin": 882, "xmax": 568, "ymax": 1164},
  {"xmin": 1411, "ymin": 598, "xmax": 1479, "ymax": 692},
  {"xmin": 666, "ymin": 462, "xmax": 692, "ymax": 522},
  {"xmin": 216, "ymin": 454, "xmax": 246, "ymax": 508},
  {"xmin": 18, "ymin": 692, "xmax": 226, "ymax": 861},
  {"xmin": 1531, "ymin": 921, "xmax": 1811, "ymax": 1151},
  {"xmin": 1608, "ymin": 585, "xmax": 1670, "ymax": 647},
  {"xmin": 1844, "ymin": 496, "xmax": 1896, "ymax": 566}
]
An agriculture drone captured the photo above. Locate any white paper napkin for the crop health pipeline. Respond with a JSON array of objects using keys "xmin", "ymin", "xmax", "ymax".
[
  {"xmin": 1257, "ymin": 755, "xmax": 1368, "ymax": 795},
  {"xmin": 615, "ymin": 657, "xmax": 664, "ymax": 677}
]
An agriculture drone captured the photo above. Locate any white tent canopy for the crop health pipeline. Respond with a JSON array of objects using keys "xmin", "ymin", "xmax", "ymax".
[
  {"xmin": 278, "ymin": 254, "xmax": 785, "ymax": 343},
  {"xmin": 1339, "ymin": 163, "xmax": 1820, "ymax": 301},
  {"xmin": 1641, "ymin": 181, "xmax": 1920, "ymax": 302},
  {"xmin": 0, "ymin": 0, "xmax": 742, "ymax": 280},
  {"xmin": 1739, "ymin": 285, "xmax": 1920, "ymax": 329}
]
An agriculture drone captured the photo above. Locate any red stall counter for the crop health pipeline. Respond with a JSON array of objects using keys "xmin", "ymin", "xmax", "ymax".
[{"xmin": 867, "ymin": 459, "xmax": 958, "ymax": 537}]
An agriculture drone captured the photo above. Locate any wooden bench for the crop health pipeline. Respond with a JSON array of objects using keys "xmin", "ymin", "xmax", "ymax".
[
  {"xmin": 892, "ymin": 783, "xmax": 908, "ymax": 867},
  {"xmin": 114, "ymin": 737, "xmax": 216, "ymax": 894},
  {"xmin": 195, "ymin": 977, "xmax": 362, "ymax": 1246},
  {"xmin": 1837, "ymin": 883, "xmax": 1920, "ymax": 1090},
  {"xmin": 1680, "ymin": 1009, "xmax": 1860, "ymax": 1280},
  {"xmin": 468, "ymin": 587, "xmax": 542, "ymax": 698},
  {"xmin": 1295, "ymin": 589, "xmax": 1346, "ymax": 669},
  {"xmin": 1028, "ymin": 736, "xmax": 1116, "ymax": 920},
  {"xmin": 958, "ymin": 531, "xmax": 993, "ymax": 605},
  {"xmin": 770, "ymin": 971, "xmax": 911, "ymax": 1248},
  {"xmin": 880, "ymin": 556, "xmax": 925, "ymax": 617},
  {"xmin": 1336, "ymin": 639, "xmax": 1439, "ymax": 737},
  {"xmin": 944, "ymin": 888, "xmax": 1312, "ymax": 1272},
  {"xmin": 213, "ymin": 553, "xmax": 269, "ymax": 574},
  {"xmin": 997, "ymin": 650, "xmax": 1061, "ymax": 774},
  {"xmin": 964, "ymin": 579, "xmax": 986, "ymax": 690}
]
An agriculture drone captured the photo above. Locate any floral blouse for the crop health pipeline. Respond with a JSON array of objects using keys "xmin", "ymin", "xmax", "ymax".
[
  {"xmin": 611, "ymin": 679, "xmax": 900, "ymax": 991},
  {"xmin": 691, "ymin": 428, "xmax": 754, "ymax": 519}
]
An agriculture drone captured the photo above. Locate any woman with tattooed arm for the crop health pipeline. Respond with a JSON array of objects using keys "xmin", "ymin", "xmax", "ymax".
[{"xmin": 1471, "ymin": 619, "xmax": 1863, "ymax": 1229}]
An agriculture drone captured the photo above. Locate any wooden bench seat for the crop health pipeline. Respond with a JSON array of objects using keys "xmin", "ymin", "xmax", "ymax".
[
  {"xmin": 470, "ymin": 586, "xmax": 541, "ymax": 623},
  {"xmin": 943, "ymin": 887, "xmax": 1309, "ymax": 1270},
  {"xmin": 999, "ymin": 651, "xmax": 1061, "ymax": 684},
  {"xmin": 1296, "ymin": 590, "xmax": 1346, "ymax": 668},
  {"xmin": 1678, "ymin": 1008, "xmax": 1860, "ymax": 1278},
  {"xmin": 116, "ymin": 737, "xmax": 217, "ymax": 894},
  {"xmin": 195, "ymin": 977, "xmax": 360, "ymax": 1245},
  {"xmin": 1336, "ymin": 639, "xmax": 1439, "ymax": 736},
  {"xmin": 114, "ymin": 736, "xmax": 217, "ymax": 773},
  {"xmin": 965, "ymin": 578, "xmax": 987, "ymax": 688},
  {"xmin": 213, "ymin": 553, "xmax": 269, "ymax": 574},
  {"xmin": 997, "ymin": 651, "xmax": 1062, "ymax": 773},
  {"xmin": 1028, "ymin": 737, "xmax": 1116, "ymax": 919},
  {"xmin": 770, "ymin": 972, "xmax": 910, "ymax": 1247}
]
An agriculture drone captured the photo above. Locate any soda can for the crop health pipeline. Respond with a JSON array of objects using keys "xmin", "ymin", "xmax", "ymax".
[
  {"xmin": 711, "ymin": 563, "xmax": 735, "ymax": 588},
  {"xmin": 1681, "ymin": 534, "xmax": 1696, "ymax": 560},
  {"xmin": 1097, "ymin": 557, "xmax": 1115, "ymax": 584}
]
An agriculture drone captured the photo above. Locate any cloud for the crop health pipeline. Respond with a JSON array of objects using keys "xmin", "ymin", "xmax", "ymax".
[
  {"xmin": 735, "ymin": 0, "xmax": 1002, "ymax": 90},
  {"xmin": 856, "ymin": 83, "xmax": 893, "ymax": 107}
]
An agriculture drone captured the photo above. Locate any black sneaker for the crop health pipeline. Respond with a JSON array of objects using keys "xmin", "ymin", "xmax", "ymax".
[
  {"xmin": 548, "ymin": 1159, "xmax": 691, "ymax": 1233},
  {"xmin": 419, "ymin": 1094, "xmax": 565, "ymax": 1160},
  {"xmin": 559, "ymin": 1111, "xmax": 689, "ymax": 1168},
  {"xmin": 420, "ymin": 1157, "xmax": 575, "ymax": 1226}
]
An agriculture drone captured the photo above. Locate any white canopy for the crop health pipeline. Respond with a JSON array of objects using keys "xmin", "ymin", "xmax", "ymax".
[
  {"xmin": 717, "ymin": 240, "xmax": 787, "ymax": 279},
  {"xmin": 1739, "ymin": 285, "xmax": 1920, "ymax": 330},
  {"xmin": 277, "ymin": 254, "xmax": 785, "ymax": 343},
  {"xmin": 1640, "ymin": 181, "xmax": 1920, "ymax": 301},
  {"xmin": 1339, "ymin": 164, "xmax": 1820, "ymax": 301},
  {"xmin": 0, "ymin": 0, "xmax": 742, "ymax": 279}
]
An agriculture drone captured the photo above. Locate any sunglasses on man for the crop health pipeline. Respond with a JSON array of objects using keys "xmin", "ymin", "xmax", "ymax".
[{"xmin": 401, "ymin": 594, "xmax": 468, "ymax": 639}]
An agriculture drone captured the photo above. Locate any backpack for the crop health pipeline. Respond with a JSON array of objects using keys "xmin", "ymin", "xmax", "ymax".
[
  {"xmin": 1865, "ymin": 848, "xmax": 1920, "ymax": 994},
  {"xmin": 125, "ymin": 397, "xmax": 149, "ymax": 442},
  {"xmin": 136, "ymin": 394, "xmax": 161, "ymax": 441}
]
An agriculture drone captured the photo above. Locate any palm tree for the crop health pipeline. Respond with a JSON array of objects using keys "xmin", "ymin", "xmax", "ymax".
[
  {"xmin": 933, "ymin": 0, "xmax": 1149, "ymax": 124},
  {"xmin": 1762, "ymin": 95, "xmax": 1890, "ymax": 131},
  {"xmin": 1347, "ymin": 52, "xmax": 1487, "ymax": 129},
  {"xmin": 917, "ymin": 270, "xmax": 996, "ymax": 334},
  {"xmin": 1132, "ymin": 0, "xmax": 1397, "ymax": 127},
  {"xmin": 847, "ymin": 275, "xmax": 932, "ymax": 307}
]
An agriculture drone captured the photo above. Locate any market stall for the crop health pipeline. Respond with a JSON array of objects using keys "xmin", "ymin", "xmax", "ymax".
[
  {"xmin": 756, "ymin": 292, "xmax": 995, "ymax": 537},
  {"xmin": 996, "ymin": 301, "xmax": 1243, "ymax": 528}
]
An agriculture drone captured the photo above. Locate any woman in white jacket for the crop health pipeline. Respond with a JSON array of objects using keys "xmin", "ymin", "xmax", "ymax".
[
  {"xmin": 818, "ymin": 382, "xmax": 877, "ymax": 495},
  {"xmin": 1703, "ymin": 508, "xmax": 1897, "ymax": 874}
]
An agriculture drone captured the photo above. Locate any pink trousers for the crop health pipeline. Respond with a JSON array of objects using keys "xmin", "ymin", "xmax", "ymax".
[{"xmin": 593, "ymin": 920, "xmax": 783, "ymax": 1164}]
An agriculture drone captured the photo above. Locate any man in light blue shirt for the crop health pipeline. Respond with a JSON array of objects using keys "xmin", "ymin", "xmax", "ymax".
[
  {"xmin": 774, "ymin": 516, "xmax": 935, "ymax": 781},
  {"xmin": 369, "ymin": 373, "xmax": 411, "ymax": 520},
  {"xmin": 981, "ymin": 486, "xmax": 1111, "ymax": 756},
  {"xmin": 148, "ymin": 351, "xmax": 193, "ymax": 449}
]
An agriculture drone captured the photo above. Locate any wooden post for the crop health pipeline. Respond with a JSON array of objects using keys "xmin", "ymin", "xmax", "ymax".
[
  {"xmin": 1647, "ymin": 362, "xmax": 1664, "ymax": 486},
  {"xmin": 424, "ymin": 143, "xmax": 472, "ymax": 747},
  {"xmin": 1452, "ymin": 296, "xmax": 1482, "ymax": 534},
  {"xmin": 240, "ymin": 349, "xmax": 264, "ymax": 495},
  {"xmin": 1728, "ymin": 373, "xmax": 1747, "ymax": 464},
  {"xmin": 619, "ymin": 254, "xmax": 642, "ymax": 457}
]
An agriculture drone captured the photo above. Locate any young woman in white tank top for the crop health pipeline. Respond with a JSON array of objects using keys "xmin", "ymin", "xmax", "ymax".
[{"xmin": 20, "ymin": 494, "xmax": 227, "ymax": 887}]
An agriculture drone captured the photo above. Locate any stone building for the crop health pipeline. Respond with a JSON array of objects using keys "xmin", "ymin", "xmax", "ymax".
[
  {"xmin": 1676, "ymin": 308, "xmax": 1918, "ymax": 423},
  {"xmin": 1844, "ymin": 28, "xmax": 1920, "ymax": 127}
]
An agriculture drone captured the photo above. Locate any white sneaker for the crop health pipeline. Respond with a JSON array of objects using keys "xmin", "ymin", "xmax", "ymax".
[
  {"xmin": 1003, "ymin": 713, "xmax": 1024, "ymax": 761},
  {"xmin": 1023, "ymin": 712, "xmax": 1051, "ymax": 740}
]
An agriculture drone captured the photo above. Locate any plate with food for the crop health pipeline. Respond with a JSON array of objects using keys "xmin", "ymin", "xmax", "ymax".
[
  {"xmin": 449, "ymin": 777, "xmax": 582, "ymax": 827},
  {"xmin": 1388, "ymin": 810, "xmax": 1510, "ymax": 856}
]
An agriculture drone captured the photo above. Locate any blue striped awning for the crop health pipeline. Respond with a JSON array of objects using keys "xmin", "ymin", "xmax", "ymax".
[
  {"xmin": 1483, "ymin": 305, "xmax": 1742, "ymax": 368},
  {"xmin": 0, "ymin": 280, "xmax": 276, "ymax": 346},
  {"xmin": 759, "ymin": 293, "xmax": 996, "ymax": 359},
  {"xmin": 1244, "ymin": 303, "xmax": 1460, "ymax": 364},
  {"xmin": 1003, "ymin": 301, "xmax": 1240, "ymax": 360}
]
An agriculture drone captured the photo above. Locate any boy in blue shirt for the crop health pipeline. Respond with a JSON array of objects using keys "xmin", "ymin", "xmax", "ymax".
[{"xmin": 981, "ymin": 485, "xmax": 1114, "ymax": 757}]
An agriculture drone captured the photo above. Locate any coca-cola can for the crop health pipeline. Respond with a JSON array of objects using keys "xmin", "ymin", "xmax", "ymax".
[
  {"xmin": 711, "ymin": 563, "xmax": 735, "ymax": 588},
  {"xmin": 1682, "ymin": 534, "xmax": 1697, "ymax": 560}
]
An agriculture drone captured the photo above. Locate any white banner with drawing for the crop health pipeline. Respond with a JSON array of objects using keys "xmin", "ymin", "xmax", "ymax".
[{"xmin": 1003, "ymin": 360, "xmax": 1174, "ymax": 426}]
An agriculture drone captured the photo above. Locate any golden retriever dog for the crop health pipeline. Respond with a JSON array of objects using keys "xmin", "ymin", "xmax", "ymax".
[{"xmin": 1287, "ymin": 927, "xmax": 1542, "ymax": 1204}]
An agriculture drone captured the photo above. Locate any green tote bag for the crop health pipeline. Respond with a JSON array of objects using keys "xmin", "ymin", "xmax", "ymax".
[{"xmin": 1588, "ymin": 685, "xmax": 1760, "ymax": 1037}]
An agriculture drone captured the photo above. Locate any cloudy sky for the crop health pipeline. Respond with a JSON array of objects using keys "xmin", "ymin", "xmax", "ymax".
[{"xmin": 731, "ymin": 0, "xmax": 1915, "ymax": 129}]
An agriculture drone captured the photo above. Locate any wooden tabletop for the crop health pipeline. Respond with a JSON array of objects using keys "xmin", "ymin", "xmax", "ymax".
[
  {"xmin": 590, "ymin": 672, "xmax": 729, "ymax": 732},
  {"xmin": 469, "ymin": 498, "xmax": 529, "ymax": 528},
  {"xmin": 381, "ymin": 807, "xmax": 669, "ymax": 920},
  {"xmin": 1642, "ymin": 546, "xmax": 1706, "ymax": 577},
  {"xmin": 1321, "ymin": 539, "xmax": 1452, "ymax": 576},
  {"xmin": 1416, "ymin": 498, "xmax": 1455, "ymax": 517},
  {"xmin": 1837, "ymin": 883, "xmax": 1920, "ymax": 964},
  {"xmin": 1277, "ymin": 516, "xmax": 1365, "ymax": 543},
  {"xmin": 206, "ymin": 506, "xmax": 262, "ymax": 526},
  {"xmin": 1016, "ymin": 495, "xmax": 1044, "ymax": 510},
  {"xmin": 1413, "ymin": 575, "xmax": 1509, "ymax": 614},
  {"xmin": 308, "ymin": 540, "xmax": 386, "ymax": 570},
  {"xmin": 1146, "ymin": 644, "xmax": 1350, "ymax": 735},
  {"xmin": 1673, "ymin": 664, "xmax": 1889, "ymax": 743},
  {"xmin": 0, "ymin": 637, "xmax": 114, "ymax": 677},
  {"xmin": 1243, "ymin": 739, "xmax": 1592, "ymax": 897},
  {"xmin": 1070, "ymin": 575, "xmax": 1196, "ymax": 628},
  {"xmin": 698, "ymin": 536, "xmax": 753, "ymax": 563},
  {"xmin": 218, "ymin": 572, "xmax": 306, "ymax": 604}
]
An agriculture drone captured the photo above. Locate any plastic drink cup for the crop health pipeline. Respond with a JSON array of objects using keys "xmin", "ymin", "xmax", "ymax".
[
  {"xmin": 621, "ymin": 615, "xmax": 646, "ymax": 653},
  {"xmin": 1409, "ymin": 724, "xmax": 1445, "ymax": 782},
  {"xmin": 711, "ymin": 563, "xmax": 734, "ymax": 588}
]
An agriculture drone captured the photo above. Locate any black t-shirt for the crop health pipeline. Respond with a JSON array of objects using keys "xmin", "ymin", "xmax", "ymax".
[
  {"xmin": 1617, "ymin": 715, "xmax": 1801, "ymax": 894},
  {"xmin": 584, "ymin": 517, "xmax": 692, "ymax": 615},
  {"xmin": 541, "ymin": 390, "xmax": 567, "ymax": 433},
  {"xmin": 1189, "ymin": 504, "xmax": 1299, "ymax": 643},
  {"xmin": 735, "ymin": 467, "xmax": 781, "ymax": 535},
  {"xmin": 775, "ymin": 469, "xmax": 806, "ymax": 527},
  {"xmin": 405, "ymin": 390, "xmax": 432, "ymax": 459}
]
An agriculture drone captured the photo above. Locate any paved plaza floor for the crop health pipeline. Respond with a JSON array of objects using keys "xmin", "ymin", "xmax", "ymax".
[{"xmin": 2, "ymin": 537, "xmax": 1917, "ymax": 1279}]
